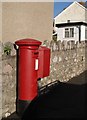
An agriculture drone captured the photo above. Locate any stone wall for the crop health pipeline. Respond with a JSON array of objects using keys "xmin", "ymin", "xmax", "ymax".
[
  {"xmin": 39, "ymin": 41, "xmax": 86, "ymax": 88},
  {"xmin": 2, "ymin": 55, "xmax": 16, "ymax": 118},
  {"xmin": 0, "ymin": 42, "xmax": 2, "ymax": 119},
  {"xmin": 1, "ymin": 40, "xmax": 87, "ymax": 118}
]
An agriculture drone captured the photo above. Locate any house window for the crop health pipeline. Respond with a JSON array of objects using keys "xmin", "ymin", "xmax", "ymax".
[
  {"xmin": 65, "ymin": 28, "xmax": 69, "ymax": 38},
  {"xmin": 65, "ymin": 28, "xmax": 74, "ymax": 38}
]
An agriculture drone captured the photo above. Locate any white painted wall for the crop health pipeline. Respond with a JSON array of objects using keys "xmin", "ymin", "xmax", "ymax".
[
  {"xmin": 57, "ymin": 25, "xmax": 87, "ymax": 42},
  {"xmin": 81, "ymin": 25, "xmax": 86, "ymax": 41},
  {"xmin": 57, "ymin": 26, "xmax": 79, "ymax": 42}
]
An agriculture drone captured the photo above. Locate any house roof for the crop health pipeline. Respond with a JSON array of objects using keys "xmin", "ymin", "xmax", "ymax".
[
  {"xmin": 54, "ymin": 1, "xmax": 87, "ymax": 19},
  {"xmin": 56, "ymin": 22, "xmax": 87, "ymax": 28},
  {"xmin": 79, "ymin": 1, "xmax": 85, "ymax": 7}
]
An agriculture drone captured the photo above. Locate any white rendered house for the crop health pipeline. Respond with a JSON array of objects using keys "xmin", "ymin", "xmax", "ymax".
[{"xmin": 53, "ymin": 1, "xmax": 87, "ymax": 42}]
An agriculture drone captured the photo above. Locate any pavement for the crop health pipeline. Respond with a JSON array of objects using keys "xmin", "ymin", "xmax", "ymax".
[{"xmin": 2, "ymin": 70, "xmax": 87, "ymax": 119}]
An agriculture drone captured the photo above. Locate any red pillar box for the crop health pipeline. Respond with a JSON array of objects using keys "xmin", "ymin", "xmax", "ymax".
[
  {"xmin": 38, "ymin": 46, "xmax": 50, "ymax": 79},
  {"xmin": 15, "ymin": 38, "xmax": 42, "ymax": 115}
]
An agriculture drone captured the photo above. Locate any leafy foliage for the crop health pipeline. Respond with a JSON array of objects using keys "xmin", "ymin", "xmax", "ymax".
[
  {"xmin": 3, "ymin": 42, "xmax": 13, "ymax": 55},
  {"xmin": 53, "ymin": 35, "xmax": 57, "ymax": 42},
  {"xmin": 4, "ymin": 45, "xmax": 12, "ymax": 55}
]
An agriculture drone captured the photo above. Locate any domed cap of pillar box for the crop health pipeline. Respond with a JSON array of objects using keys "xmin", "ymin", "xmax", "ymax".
[{"xmin": 15, "ymin": 38, "xmax": 42, "ymax": 46}]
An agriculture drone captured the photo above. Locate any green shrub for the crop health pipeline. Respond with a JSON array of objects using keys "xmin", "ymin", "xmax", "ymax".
[{"xmin": 4, "ymin": 45, "xmax": 11, "ymax": 55}]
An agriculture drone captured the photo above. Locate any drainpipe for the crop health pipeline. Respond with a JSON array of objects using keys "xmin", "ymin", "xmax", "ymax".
[
  {"xmin": 78, "ymin": 26, "xmax": 81, "ymax": 43},
  {"xmin": 77, "ymin": 26, "xmax": 81, "ymax": 43}
]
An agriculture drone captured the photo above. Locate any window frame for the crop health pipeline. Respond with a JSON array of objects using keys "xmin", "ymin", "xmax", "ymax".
[{"xmin": 64, "ymin": 27, "xmax": 74, "ymax": 38}]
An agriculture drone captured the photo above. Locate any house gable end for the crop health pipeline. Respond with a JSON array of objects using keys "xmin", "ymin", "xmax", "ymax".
[{"xmin": 55, "ymin": 1, "xmax": 87, "ymax": 24}]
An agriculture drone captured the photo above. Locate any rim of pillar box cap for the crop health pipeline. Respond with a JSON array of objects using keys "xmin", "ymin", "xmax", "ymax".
[{"xmin": 15, "ymin": 38, "xmax": 42, "ymax": 46}]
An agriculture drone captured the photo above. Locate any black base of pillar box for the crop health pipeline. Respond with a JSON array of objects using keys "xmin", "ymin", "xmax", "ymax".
[{"xmin": 16, "ymin": 99, "xmax": 31, "ymax": 117}]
